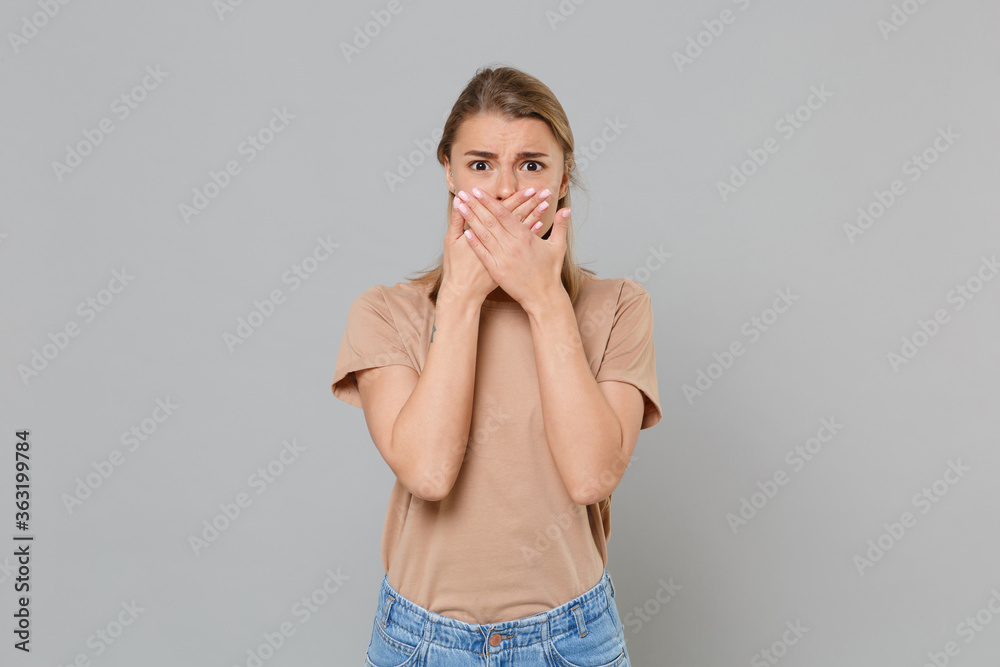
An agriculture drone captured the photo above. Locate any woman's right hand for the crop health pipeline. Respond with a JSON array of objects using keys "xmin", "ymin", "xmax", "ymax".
[
  {"xmin": 441, "ymin": 188, "xmax": 552, "ymax": 306},
  {"xmin": 441, "ymin": 194, "xmax": 496, "ymax": 307}
]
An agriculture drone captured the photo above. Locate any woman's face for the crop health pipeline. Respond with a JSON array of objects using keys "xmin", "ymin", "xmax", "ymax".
[{"xmin": 445, "ymin": 113, "xmax": 569, "ymax": 238}]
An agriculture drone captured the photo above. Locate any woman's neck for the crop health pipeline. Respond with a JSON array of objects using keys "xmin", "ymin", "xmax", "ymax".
[{"xmin": 486, "ymin": 286, "xmax": 515, "ymax": 302}]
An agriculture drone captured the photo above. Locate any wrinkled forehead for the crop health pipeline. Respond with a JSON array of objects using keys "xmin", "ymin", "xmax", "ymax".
[{"xmin": 454, "ymin": 114, "xmax": 559, "ymax": 155}]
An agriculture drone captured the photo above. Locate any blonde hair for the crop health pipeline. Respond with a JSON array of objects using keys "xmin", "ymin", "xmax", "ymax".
[{"xmin": 406, "ymin": 64, "xmax": 595, "ymax": 304}]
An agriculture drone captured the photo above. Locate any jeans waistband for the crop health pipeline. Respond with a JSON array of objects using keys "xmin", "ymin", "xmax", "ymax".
[{"xmin": 374, "ymin": 570, "xmax": 617, "ymax": 653}]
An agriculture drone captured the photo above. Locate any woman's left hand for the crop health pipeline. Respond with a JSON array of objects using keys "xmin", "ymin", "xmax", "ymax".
[{"xmin": 457, "ymin": 187, "xmax": 570, "ymax": 312}]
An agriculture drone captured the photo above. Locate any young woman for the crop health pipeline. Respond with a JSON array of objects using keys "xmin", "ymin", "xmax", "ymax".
[{"xmin": 332, "ymin": 65, "xmax": 662, "ymax": 666}]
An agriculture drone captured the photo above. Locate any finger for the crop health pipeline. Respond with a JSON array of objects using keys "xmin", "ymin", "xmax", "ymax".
[
  {"xmin": 461, "ymin": 226, "xmax": 492, "ymax": 268},
  {"xmin": 520, "ymin": 198, "xmax": 552, "ymax": 233},
  {"xmin": 499, "ymin": 187, "xmax": 539, "ymax": 222},
  {"xmin": 508, "ymin": 187, "xmax": 554, "ymax": 224},
  {"xmin": 548, "ymin": 208, "xmax": 571, "ymax": 249},
  {"xmin": 455, "ymin": 190, "xmax": 498, "ymax": 254},
  {"xmin": 448, "ymin": 195, "xmax": 465, "ymax": 236},
  {"xmin": 467, "ymin": 188, "xmax": 515, "ymax": 238}
]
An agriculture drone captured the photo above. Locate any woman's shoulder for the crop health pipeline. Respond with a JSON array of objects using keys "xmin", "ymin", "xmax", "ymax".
[
  {"xmin": 352, "ymin": 280, "xmax": 435, "ymax": 318},
  {"xmin": 576, "ymin": 272, "xmax": 651, "ymax": 309}
]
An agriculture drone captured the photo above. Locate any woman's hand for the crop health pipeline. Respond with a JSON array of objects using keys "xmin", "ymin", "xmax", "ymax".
[
  {"xmin": 441, "ymin": 188, "xmax": 554, "ymax": 307},
  {"xmin": 440, "ymin": 194, "xmax": 498, "ymax": 307},
  {"xmin": 457, "ymin": 187, "xmax": 570, "ymax": 313}
]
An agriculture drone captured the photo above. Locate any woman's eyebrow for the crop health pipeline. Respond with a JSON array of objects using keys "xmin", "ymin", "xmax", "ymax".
[{"xmin": 463, "ymin": 150, "xmax": 549, "ymax": 159}]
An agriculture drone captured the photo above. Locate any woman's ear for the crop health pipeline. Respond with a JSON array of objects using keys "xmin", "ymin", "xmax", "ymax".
[{"xmin": 444, "ymin": 157, "xmax": 454, "ymax": 193}]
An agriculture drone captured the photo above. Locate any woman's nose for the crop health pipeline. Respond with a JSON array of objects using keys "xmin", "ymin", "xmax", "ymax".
[{"xmin": 495, "ymin": 171, "xmax": 518, "ymax": 199}]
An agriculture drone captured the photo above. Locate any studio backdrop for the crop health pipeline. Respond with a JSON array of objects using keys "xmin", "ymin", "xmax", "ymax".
[{"xmin": 1, "ymin": 0, "xmax": 998, "ymax": 664}]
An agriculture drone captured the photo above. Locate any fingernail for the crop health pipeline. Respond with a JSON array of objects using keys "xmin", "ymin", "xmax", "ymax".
[
  {"xmin": 459, "ymin": 202, "xmax": 470, "ymax": 215},
  {"xmin": 471, "ymin": 188, "xmax": 483, "ymax": 199},
  {"xmin": 539, "ymin": 189, "xmax": 551, "ymax": 199},
  {"xmin": 524, "ymin": 187, "xmax": 536, "ymax": 197},
  {"xmin": 453, "ymin": 198, "xmax": 460, "ymax": 209},
  {"xmin": 457, "ymin": 191, "xmax": 470, "ymax": 202},
  {"xmin": 531, "ymin": 221, "xmax": 542, "ymax": 231},
  {"xmin": 538, "ymin": 201, "xmax": 549, "ymax": 212}
]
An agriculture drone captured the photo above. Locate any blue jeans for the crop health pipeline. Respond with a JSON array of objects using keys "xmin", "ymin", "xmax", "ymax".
[{"xmin": 364, "ymin": 569, "xmax": 631, "ymax": 666}]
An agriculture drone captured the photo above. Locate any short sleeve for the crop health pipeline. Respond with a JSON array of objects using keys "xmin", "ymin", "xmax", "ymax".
[
  {"xmin": 331, "ymin": 285, "xmax": 417, "ymax": 408},
  {"xmin": 595, "ymin": 279, "xmax": 663, "ymax": 430}
]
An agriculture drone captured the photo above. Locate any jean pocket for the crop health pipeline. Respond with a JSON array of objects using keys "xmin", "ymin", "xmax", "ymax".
[
  {"xmin": 364, "ymin": 616, "xmax": 423, "ymax": 667},
  {"xmin": 547, "ymin": 606, "xmax": 627, "ymax": 667}
]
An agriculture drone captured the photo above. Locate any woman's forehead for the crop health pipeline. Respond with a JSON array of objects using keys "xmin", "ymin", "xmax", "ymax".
[{"xmin": 454, "ymin": 114, "xmax": 556, "ymax": 150}]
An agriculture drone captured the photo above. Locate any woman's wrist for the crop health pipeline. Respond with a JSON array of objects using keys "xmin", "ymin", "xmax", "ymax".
[{"xmin": 439, "ymin": 279, "xmax": 488, "ymax": 309}]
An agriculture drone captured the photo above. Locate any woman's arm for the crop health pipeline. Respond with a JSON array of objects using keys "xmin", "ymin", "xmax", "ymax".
[
  {"xmin": 357, "ymin": 291, "xmax": 482, "ymax": 502},
  {"xmin": 454, "ymin": 192, "xmax": 649, "ymax": 506},
  {"xmin": 524, "ymin": 287, "xmax": 646, "ymax": 506}
]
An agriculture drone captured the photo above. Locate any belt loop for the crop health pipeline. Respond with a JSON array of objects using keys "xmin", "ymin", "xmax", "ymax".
[
  {"xmin": 571, "ymin": 605, "xmax": 588, "ymax": 637},
  {"xmin": 607, "ymin": 573, "xmax": 616, "ymax": 599},
  {"xmin": 381, "ymin": 595, "xmax": 395, "ymax": 627},
  {"xmin": 422, "ymin": 614, "xmax": 432, "ymax": 643}
]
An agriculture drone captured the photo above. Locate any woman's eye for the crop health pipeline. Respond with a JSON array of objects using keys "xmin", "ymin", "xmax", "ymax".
[{"xmin": 468, "ymin": 161, "xmax": 543, "ymax": 171}]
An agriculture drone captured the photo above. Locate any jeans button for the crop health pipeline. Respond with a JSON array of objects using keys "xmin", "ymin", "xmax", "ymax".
[{"xmin": 489, "ymin": 633, "xmax": 502, "ymax": 647}]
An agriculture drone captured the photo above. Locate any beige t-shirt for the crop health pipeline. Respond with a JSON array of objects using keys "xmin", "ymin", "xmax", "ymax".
[{"xmin": 331, "ymin": 273, "xmax": 662, "ymax": 623}]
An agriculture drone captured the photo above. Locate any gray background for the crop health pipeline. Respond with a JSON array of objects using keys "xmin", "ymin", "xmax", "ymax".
[{"xmin": 2, "ymin": 0, "xmax": 999, "ymax": 665}]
